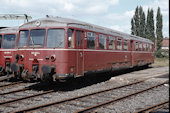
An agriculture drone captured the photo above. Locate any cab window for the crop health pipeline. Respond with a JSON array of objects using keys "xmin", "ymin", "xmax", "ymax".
[
  {"xmin": 3, "ymin": 34, "xmax": 16, "ymax": 49},
  {"xmin": 29, "ymin": 29, "xmax": 45, "ymax": 47},
  {"xmin": 18, "ymin": 30, "xmax": 29, "ymax": 48},
  {"xmin": 47, "ymin": 29, "xmax": 65, "ymax": 48}
]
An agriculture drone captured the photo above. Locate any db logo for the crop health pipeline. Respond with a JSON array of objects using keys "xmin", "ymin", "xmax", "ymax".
[{"xmin": 31, "ymin": 52, "xmax": 40, "ymax": 56}]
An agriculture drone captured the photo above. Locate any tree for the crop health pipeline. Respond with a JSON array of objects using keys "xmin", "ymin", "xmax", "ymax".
[
  {"xmin": 139, "ymin": 6, "xmax": 146, "ymax": 37},
  {"xmin": 156, "ymin": 7, "xmax": 163, "ymax": 51},
  {"xmin": 145, "ymin": 8, "xmax": 155, "ymax": 43},
  {"xmin": 133, "ymin": 6, "xmax": 140, "ymax": 36},
  {"xmin": 150, "ymin": 9, "xmax": 155, "ymax": 43},
  {"xmin": 131, "ymin": 18, "xmax": 135, "ymax": 35},
  {"xmin": 131, "ymin": 6, "xmax": 146, "ymax": 38}
]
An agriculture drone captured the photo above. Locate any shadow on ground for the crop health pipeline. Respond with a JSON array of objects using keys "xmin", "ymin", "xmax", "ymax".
[{"xmin": 27, "ymin": 65, "xmax": 152, "ymax": 92}]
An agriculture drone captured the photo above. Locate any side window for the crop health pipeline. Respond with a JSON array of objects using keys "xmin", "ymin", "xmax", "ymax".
[
  {"xmin": 143, "ymin": 43, "xmax": 146, "ymax": 51},
  {"xmin": 76, "ymin": 31, "xmax": 83, "ymax": 48},
  {"xmin": 139, "ymin": 42, "xmax": 142, "ymax": 51},
  {"xmin": 124, "ymin": 40, "xmax": 128, "ymax": 51},
  {"xmin": 149, "ymin": 44, "xmax": 152, "ymax": 51},
  {"xmin": 117, "ymin": 38, "xmax": 122, "ymax": 50},
  {"xmin": 135, "ymin": 41, "xmax": 138, "ymax": 51},
  {"xmin": 99, "ymin": 34, "xmax": 106, "ymax": 49},
  {"xmin": 109, "ymin": 36, "xmax": 115, "ymax": 50},
  {"xmin": 87, "ymin": 32, "xmax": 96, "ymax": 49},
  {"xmin": 0, "ymin": 35, "xmax": 2, "ymax": 48},
  {"xmin": 68, "ymin": 29, "xmax": 74, "ymax": 48},
  {"xmin": 146, "ymin": 44, "xmax": 148, "ymax": 51}
]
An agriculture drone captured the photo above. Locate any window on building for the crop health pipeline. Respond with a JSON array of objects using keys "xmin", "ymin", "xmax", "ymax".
[
  {"xmin": 124, "ymin": 40, "xmax": 128, "ymax": 51},
  {"xmin": 68, "ymin": 29, "xmax": 74, "ymax": 48},
  {"xmin": 117, "ymin": 38, "xmax": 122, "ymax": 50},
  {"xmin": 87, "ymin": 32, "xmax": 96, "ymax": 49},
  {"xmin": 47, "ymin": 29, "xmax": 65, "ymax": 48},
  {"xmin": 109, "ymin": 36, "xmax": 115, "ymax": 50},
  {"xmin": 99, "ymin": 34, "xmax": 106, "ymax": 49},
  {"xmin": 135, "ymin": 41, "xmax": 138, "ymax": 51}
]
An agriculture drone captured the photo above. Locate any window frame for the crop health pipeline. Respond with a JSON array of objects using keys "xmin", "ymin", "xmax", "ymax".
[
  {"xmin": 117, "ymin": 37, "xmax": 122, "ymax": 51},
  {"xmin": 99, "ymin": 34, "xmax": 107, "ymax": 49},
  {"xmin": 124, "ymin": 40, "xmax": 128, "ymax": 51},
  {"xmin": 46, "ymin": 28, "xmax": 65, "ymax": 48},
  {"xmin": 86, "ymin": 32, "xmax": 96, "ymax": 49},
  {"xmin": 108, "ymin": 36, "xmax": 116, "ymax": 50}
]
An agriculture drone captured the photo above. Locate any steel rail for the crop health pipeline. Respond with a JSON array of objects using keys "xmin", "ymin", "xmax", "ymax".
[
  {"xmin": 0, "ymin": 87, "xmax": 29, "ymax": 96},
  {"xmin": 75, "ymin": 81, "xmax": 169, "ymax": 113},
  {"xmin": 12, "ymin": 79, "xmax": 148, "ymax": 113},
  {"xmin": 134, "ymin": 99, "xmax": 169, "ymax": 113},
  {"xmin": 0, "ymin": 74, "xmax": 13, "ymax": 82},
  {"xmin": 0, "ymin": 90, "xmax": 54, "ymax": 106},
  {"xmin": 0, "ymin": 81, "xmax": 23, "ymax": 89}
]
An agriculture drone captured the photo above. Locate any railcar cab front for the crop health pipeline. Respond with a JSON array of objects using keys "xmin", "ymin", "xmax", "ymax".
[{"xmin": 0, "ymin": 28, "xmax": 18, "ymax": 76}]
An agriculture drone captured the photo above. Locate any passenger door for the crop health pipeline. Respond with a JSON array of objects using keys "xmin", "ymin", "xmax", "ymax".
[{"xmin": 75, "ymin": 30, "xmax": 84, "ymax": 77}]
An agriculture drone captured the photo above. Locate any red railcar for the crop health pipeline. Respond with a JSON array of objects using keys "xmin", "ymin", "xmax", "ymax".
[
  {"xmin": 0, "ymin": 27, "xmax": 18, "ymax": 75},
  {"xmin": 11, "ymin": 17, "xmax": 154, "ymax": 81}
]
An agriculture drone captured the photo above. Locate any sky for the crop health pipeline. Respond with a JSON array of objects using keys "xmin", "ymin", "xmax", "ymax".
[{"xmin": 0, "ymin": 0, "xmax": 169, "ymax": 37}]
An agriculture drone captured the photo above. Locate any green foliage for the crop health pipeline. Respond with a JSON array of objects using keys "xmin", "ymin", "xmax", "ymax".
[
  {"xmin": 156, "ymin": 7, "xmax": 163, "ymax": 51},
  {"xmin": 154, "ymin": 49, "xmax": 164, "ymax": 58},
  {"xmin": 131, "ymin": 6, "xmax": 146, "ymax": 38}
]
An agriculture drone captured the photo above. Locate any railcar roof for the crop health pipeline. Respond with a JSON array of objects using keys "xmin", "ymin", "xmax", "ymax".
[
  {"xmin": 0, "ymin": 27, "xmax": 18, "ymax": 34},
  {"xmin": 19, "ymin": 17, "xmax": 153, "ymax": 44}
]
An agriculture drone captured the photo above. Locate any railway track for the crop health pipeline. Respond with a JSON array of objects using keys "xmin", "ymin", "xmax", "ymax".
[
  {"xmin": 0, "ymin": 74, "xmax": 13, "ymax": 82},
  {"xmin": 10, "ymin": 80, "xmax": 168, "ymax": 113},
  {"xmin": 134, "ymin": 99, "xmax": 169, "ymax": 113},
  {"xmin": 0, "ymin": 79, "xmax": 145, "ymax": 106},
  {"xmin": 0, "ymin": 81, "xmax": 23, "ymax": 90}
]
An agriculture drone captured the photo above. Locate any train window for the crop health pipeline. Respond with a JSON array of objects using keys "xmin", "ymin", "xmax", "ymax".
[
  {"xmin": 139, "ymin": 42, "xmax": 142, "ymax": 51},
  {"xmin": 87, "ymin": 32, "xmax": 96, "ymax": 49},
  {"xmin": 68, "ymin": 29, "xmax": 74, "ymax": 48},
  {"xmin": 149, "ymin": 44, "xmax": 152, "ymax": 51},
  {"xmin": 76, "ymin": 31, "xmax": 83, "ymax": 48},
  {"xmin": 124, "ymin": 40, "xmax": 128, "ymax": 51},
  {"xmin": 117, "ymin": 38, "xmax": 122, "ymax": 50},
  {"xmin": 0, "ymin": 35, "xmax": 2, "ymax": 48},
  {"xmin": 109, "ymin": 36, "xmax": 115, "ymax": 50},
  {"xmin": 146, "ymin": 44, "xmax": 148, "ymax": 51},
  {"xmin": 135, "ymin": 42, "xmax": 138, "ymax": 51},
  {"xmin": 143, "ymin": 43, "xmax": 146, "ymax": 51},
  {"xmin": 47, "ymin": 29, "xmax": 65, "ymax": 48},
  {"xmin": 2, "ymin": 34, "xmax": 16, "ymax": 49},
  {"xmin": 18, "ymin": 30, "xmax": 29, "ymax": 48},
  {"xmin": 29, "ymin": 29, "xmax": 45, "ymax": 48},
  {"xmin": 99, "ymin": 34, "xmax": 106, "ymax": 49}
]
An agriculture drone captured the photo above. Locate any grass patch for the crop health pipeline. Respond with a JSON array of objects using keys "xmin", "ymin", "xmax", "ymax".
[{"xmin": 151, "ymin": 57, "xmax": 169, "ymax": 67}]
